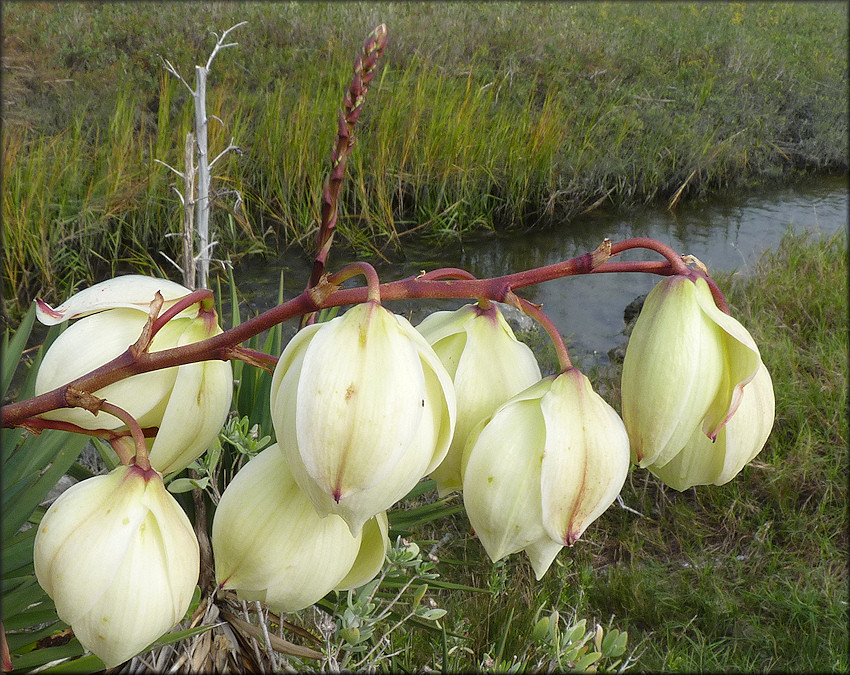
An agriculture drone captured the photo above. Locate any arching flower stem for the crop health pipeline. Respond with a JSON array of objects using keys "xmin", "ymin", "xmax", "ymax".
[
  {"xmin": 328, "ymin": 262, "xmax": 382, "ymax": 303},
  {"xmin": 150, "ymin": 289, "xmax": 216, "ymax": 338},
  {"xmin": 510, "ymin": 294, "xmax": 573, "ymax": 372},
  {"xmin": 1, "ymin": 237, "xmax": 723, "ymax": 428},
  {"xmin": 99, "ymin": 402, "xmax": 150, "ymax": 470}
]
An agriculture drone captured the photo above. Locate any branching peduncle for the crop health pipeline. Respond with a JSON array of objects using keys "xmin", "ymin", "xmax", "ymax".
[
  {"xmin": 150, "ymin": 289, "xmax": 216, "ymax": 338},
  {"xmin": 609, "ymin": 237, "xmax": 690, "ymax": 275},
  {"xmin": 0, "ymin": 236, "xmax": 722, "ymax": 428},
  {"xmin": 510, "ymin": 294, "xmax": 573, "ymax": 371}
]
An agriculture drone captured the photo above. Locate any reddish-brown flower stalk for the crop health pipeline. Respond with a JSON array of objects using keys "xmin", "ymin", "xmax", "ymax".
[
  {"xmin": 98, "ymin": 401, "xmax": 151, "ymax": 470},
  {"xmin": 328, "ymin": 262, "xmax": 382, "ymax": 303},
  {"xmin": 307, "ymin": 24, "xmax": 388, "ymax": 294},
  {"xmin": 1, "ymin": 236, "xmax": 723, "ymax": 429}
]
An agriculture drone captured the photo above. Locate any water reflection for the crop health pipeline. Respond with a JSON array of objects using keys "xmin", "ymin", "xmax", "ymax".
[{"xmin": 234, "ymin": 178, "xmax": 847, "ymax": 364}]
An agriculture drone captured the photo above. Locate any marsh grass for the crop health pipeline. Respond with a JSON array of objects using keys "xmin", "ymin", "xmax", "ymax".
[
  {"xmin": 3, "ymin": 2, "xmax": 847, "ymax": 320},
  {"xmin": 387, "ymin": 230, "xmax": 847, "ymax": 671}
]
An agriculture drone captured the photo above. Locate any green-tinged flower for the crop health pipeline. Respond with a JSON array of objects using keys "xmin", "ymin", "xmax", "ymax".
[
  {"xmin": 33, "ymin": 465, "xmax": 199, "ymax": 669},
  {"xmin": 416, "ymin": 303, "xmax": 542, "ymax": 495},
  {"xmin": 270, "ymin": 300, "xmax": 455, "ymax": 535},
  {"xmin": 34, "ymin": 275, "xmax": 233, "ymax": 474},
  {"xmin": 621, "ymin": 275, "xmax": 763, "ymax": 469},
  {"xmin": 649, "ymin": 360, "xmax": 775, "ymax": 490},
  {"xmin": 212, "ymin": 444, "xmax": 388, "ymax": 612},
  {"xmin": 462, "ymin": 369, "xmax": 630, "ymax": 579}
]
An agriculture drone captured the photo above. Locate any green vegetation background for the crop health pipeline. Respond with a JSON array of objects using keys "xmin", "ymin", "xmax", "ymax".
[
  {"xmin": 2, "ymin": 1, "xmax": 847, "ymax": 320},
  {"xmin": 1, "ymin": 2, "xmax": 847, "ymax": 670}
]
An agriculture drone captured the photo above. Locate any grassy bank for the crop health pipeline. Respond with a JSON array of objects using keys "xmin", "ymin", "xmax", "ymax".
[
  {"xmin": 2, "ymin": 2, "xmax": 848, "ymax": 320},
  {"xmin": 391, "ymin": 230, "xmax": 847, "ymax": 671}
]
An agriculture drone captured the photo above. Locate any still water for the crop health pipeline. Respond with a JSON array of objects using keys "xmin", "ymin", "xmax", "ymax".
[{"xmin": 234, "ymin": 177, "xmax": 848, "ymax": 365}]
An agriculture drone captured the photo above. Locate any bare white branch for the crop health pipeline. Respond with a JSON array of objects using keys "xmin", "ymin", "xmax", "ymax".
[
  {"xmin": 197, "ymin": 240, "xmax": 219, "ymax": 257},
  {"xmin": 158, "ymin": 55, "xmax": 195, "ymax": 95},
  {"xmin": 153, "ymin": 158, "xmax": 185, "ymax": 179},
  {"xmin": 205, "ymin": 21, "xmax": 248, "ymax": 70},
  {"xmin": 158, "ymin": 21, "xmax": 246, "ymax": 290},
  {"xmin": 170, "ymin": 186, "xmax": 185, "ymax": 206},
  {"xmin": 158, "ymin": 251, "xmax": 185, "ymax": 274},
  {"xmin": 209, "ymin": 139, "xmax": 240, "ymax": 169}
]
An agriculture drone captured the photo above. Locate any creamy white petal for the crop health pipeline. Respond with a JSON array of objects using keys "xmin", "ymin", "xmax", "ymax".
[
  {"xmin": 295, "ymin": 303, "xmax": 425, "ymax": 500},
  {"xmin": 269, "ymin": 323, "xmax": 321, "ymax": 415},
  {"xmin": 622, "ymin": 276, "xmax": 725, "ymax": 467},
  {"xmin": 327, "ymin": 358, "xmax": 448, "ymax": 534},
  {"xmin": 647, "ymin": 431, "xmax": 725, "ymax": 491},
  {"xmin": 33, "ymin": 469, "xmax": 135, "ymax": 600},
  {"xmin": 539, "ymin": 371, "xmax": 629, "ymax": 545},
  {"xmin": 652, "ymin": 360, "xmax": 774, "ymax": 490},
  {"xmin": 75, "ymin": 476, "xmax": 198, "ymax": 668},
  {"xmin": 141, "ymin": 473, "xmax": 200, "ymax": 609},
  {"xmin": 149, "ymin": 319, "xmax": 233, "ymax": 475},
  {"xmin": 34, "ymin": 466, "xmax": 198, "ymax": 669},
  {"xmin": 36, "ymin": 275, "xmax": 193, "ymax": 325},
  {"xmin": 693, "ymin": 277, "xmax": 762, "ymax": 439},
  {"xmin": 336, "ymin": 512, "xmax": 389, "ymax": 591},
  {"xmin": 429, "ymin": 307, "xmax": 539, "ymax": 495},
  {"xmin": 34, "ymin": 310, "xmax": 182, "ymax": 429},
  {"xmin": 272, "ymin": 334, "xmax": 339, "ymax": 518},
  {"xmin": 402, "ymin": 317, "xmax": 457, "ymax": 475},
  {"xmin": 212, "ymin": 445, "xmax": 361, "ymax": 612},
  {"xmin": 524, "ymin": 537, "xmax": 564, "ymax": 581},
  {"xmin": 37, "ymin": 467, "xmax": 148, "ymax": 625},
  {"xmin": 715, "ymin": 361, "xmax": 774, "ymax": 483},
  {"xmin": 416, "ymin": 306, "xmax": 475, "ymax": 351},
  {"xmin": 462, "ymin": 395, "xmax": 549, "ymax": 563}
]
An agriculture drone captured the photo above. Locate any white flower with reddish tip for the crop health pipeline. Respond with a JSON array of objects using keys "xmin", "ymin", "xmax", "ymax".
[
  {"xmin": 416, "ymin": 303, "xmax": 542, "ymax": 496},
  {"xmin": 33, "ymin": 465, "xmax": 199, "ymax": 669},
  {"xmin": 621, "ymin": 274, "xmax": 765, "ymax": 470},
  {"xmin": 212, "ymin": 444, "xmax": 388, "ymax": 612},
  {"xmin": 34, "ymin": 276, "xmax": 233, "ymax": 474},
  {"xmin": 649, "ymin": 360, "xmax": 775, "ymax": 490},
  {"xmin": 461, "ymin": 369, "xmax": 630, "ymax": 579},
  {"xmin": 270, "ymin": 300, "xmax": 456, "ymax": 535},
  {"xmin": 35, "ymin": 275, "xmax": 195, "ymax": 325}
]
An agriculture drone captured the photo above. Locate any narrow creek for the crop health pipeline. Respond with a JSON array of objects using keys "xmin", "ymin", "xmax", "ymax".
[{"xmin": 235, "ymin": 176, "xmax": 847, "ymax": 366}]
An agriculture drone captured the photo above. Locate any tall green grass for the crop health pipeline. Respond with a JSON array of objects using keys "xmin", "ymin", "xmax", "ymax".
[{"xmin": 3, "ymin": 2, "xmax": 847, "ymax": 320}]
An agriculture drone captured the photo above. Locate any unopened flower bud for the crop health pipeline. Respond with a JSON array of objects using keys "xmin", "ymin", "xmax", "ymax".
[
  {"xmin": 35, "ymin": 276, "xmax": 233, "ymax": 474},
  {"xmin": 462, "ymin": 369, "xmax": 630, "ymax": 579},
  {"xmin": 270, "ymin": 301, "xmax": 455, "ymax": 534},
  {"xmin": 34, "ymin": 465, "xmax": 199, "ymax": 668},
  {"xmin": 621, "ymin": 275, "xmax": 764, "ymax": 469},
  {"xmin": 416, "ymin": 303, "xmax": 541, "ymax": 495}
]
